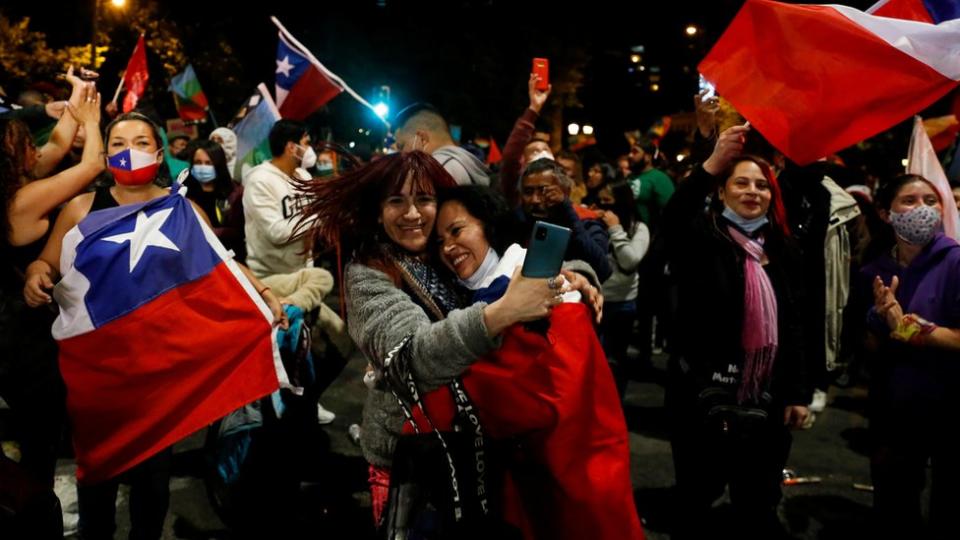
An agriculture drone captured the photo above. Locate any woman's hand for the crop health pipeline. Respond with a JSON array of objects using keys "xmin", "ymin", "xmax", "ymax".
[
  {"xmin": 23, "ymin": 262, "xmax": 55, "ymax": 307},
  {"xmin": 703, "ymin": 123, "xmax": 750, "ymax": 176},
  {"xmin": 262, "ymin": 289, "xmax": 289, "ymax": 330},
  {"xmin": 873, "ymin": 275, "xmax": 903, "ymax": 330},
  {"xmin": 66, "ymin": 85, "xmax": 101, "ymax": 126},
  {"xmin": 784, "ymin": 405, "xmax": 810, "ymax": 430},
  {"xmin": 561, "ymin": 269, "xmax": 603, "ymax": 323},
  {"xmin": 483, "ymin": 266, "xmax": 563, "ymax": 336},
  {"xmin": 596, "ymin": 209, "xmax": 620, "ymax": 229}
]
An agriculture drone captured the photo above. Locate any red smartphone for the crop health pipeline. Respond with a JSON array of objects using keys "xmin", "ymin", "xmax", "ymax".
[{"xmin": 532, "ymin": 58, "xmax": 549, "ymax": 91}]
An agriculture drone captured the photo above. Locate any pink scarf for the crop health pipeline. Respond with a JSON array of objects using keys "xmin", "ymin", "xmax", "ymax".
[{"xmin": 727, "ymin": 226, "xmax": 778, "ymax": 403}]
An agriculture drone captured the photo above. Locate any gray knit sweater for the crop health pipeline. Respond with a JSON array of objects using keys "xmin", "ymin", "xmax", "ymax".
[{"xmin": 345, "ymin": 262, "xmax": 500, "ymax": 467}]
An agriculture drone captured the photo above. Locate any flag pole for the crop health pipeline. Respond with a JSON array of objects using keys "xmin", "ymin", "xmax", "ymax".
[
  {"xmin": 270, "ymin": 16, "xmax": 390, "ymax": 130},
  {"xmin": 111, "ymin": 70, "xmax": 125, "ymax": 104},
  {"xmin": 206, "ymin": 107, "xmax": 219, "ymax": 129}
]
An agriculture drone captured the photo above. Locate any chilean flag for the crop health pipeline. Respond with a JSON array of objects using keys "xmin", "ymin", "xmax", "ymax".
[
  {"xmin": 275, "ymin": 33, "xmax": 343, "ymax": 120},
  {"xmin": 868, "ymin": 0, "xmax": 960, "ymax": 23},
  {"xmin": 699, "ymin": 0, "xmax": 960, "ymax": 164},
  {"xmin": 52, "ymin": 185, "xmax": 287, "ymax": 483},
  {"xmin": 106, "ymin": 148, "xmax": 157, "ymax": 185}
]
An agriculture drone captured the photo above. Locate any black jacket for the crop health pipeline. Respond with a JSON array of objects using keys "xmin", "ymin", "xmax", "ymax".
[{"xmin": 660, "ymin": 165, "xmax": 811, "ymax": 407}]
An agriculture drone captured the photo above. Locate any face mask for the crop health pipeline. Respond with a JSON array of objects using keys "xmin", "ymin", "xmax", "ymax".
[
  {"xmin": 528, "ymin": 150, "xmax": 554, "ymax": 163},
  {"xmin": 107, "ymin": 147, "xmax": 161, "ymax": 186},
  {"xmin": 191, "ymin": 164, "xmax": 217, "ymax": 183},
  {"xmin": 890, "ymin": 204, "xmax": 942, "ymax": 245},
  {"xmin": 722, "ymin": 205, "xmax": 769, "ymax": 234},
  {"xmin": 297, "ymin": 145, "xmax": 317, "ymax": 169}
]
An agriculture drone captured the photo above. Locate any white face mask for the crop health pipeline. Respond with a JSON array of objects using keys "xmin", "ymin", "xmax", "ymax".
[
  {"xmin": 528, "ymin": 150, "xmax": 554, "ymax": 163},
  {"xmin": 297, "ymin": 145, "xmax": 317, "ymax": 169}
]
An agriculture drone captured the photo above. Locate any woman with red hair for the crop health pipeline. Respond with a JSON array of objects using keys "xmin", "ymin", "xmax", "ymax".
[{"xmin": 661, "ymin": 125, "xmax": 811, "ymax": 540}]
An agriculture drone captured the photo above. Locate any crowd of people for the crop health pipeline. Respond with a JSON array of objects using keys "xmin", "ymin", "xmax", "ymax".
[{"xmin": 1, "ymin": 59, "xmax": 959, "ymax": 540}]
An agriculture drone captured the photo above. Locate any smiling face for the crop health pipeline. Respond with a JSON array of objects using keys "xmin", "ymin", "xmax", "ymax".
[
  {"xmin": 379, "ymin": 174, "xmax": 437, "ymax": 254},
  {"xmin": 436, "ymin": 200, "xmax": 491, "ymax": 280},
  {"xmin": 719, "ymin": 160, "xmax": 772, "ymax": 221}
]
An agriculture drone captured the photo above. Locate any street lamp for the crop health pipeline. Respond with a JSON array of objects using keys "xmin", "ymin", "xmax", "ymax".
[
  {"xmin": 567, "ymin": 123, "xmax": 580, "ymax": 136},
  {"xmin": 582, "ymin": 125, "xmax": 594, "ymax": 136},
  {"xmin": 685, "ymin": 24, "xmax": 699, "ymax": 37},
  {"xmin": 630, "ymin": 54, "xmax": 641, "ymax": 63},
  {"xmin": 91, "ymin": 0, "xmax": 126, "ymax": 68},
  {"xmin": 373, "ymin": 102, "xmax": 389, "ymax": 119}
]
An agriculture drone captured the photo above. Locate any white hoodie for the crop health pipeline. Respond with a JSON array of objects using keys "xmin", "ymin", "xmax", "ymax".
[{"xmin": 242, "ymin": 161, "xmax": 314, "ymax": 277}]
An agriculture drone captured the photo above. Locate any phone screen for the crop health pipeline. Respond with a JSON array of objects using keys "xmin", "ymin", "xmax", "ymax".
[{"xmin": 698, "ymin": 74, "xmax": 716, "ymax": 100}]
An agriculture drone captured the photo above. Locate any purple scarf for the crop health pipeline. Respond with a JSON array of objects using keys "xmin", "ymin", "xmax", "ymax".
[{"xmin": 727, "ymin": 226, "xmax": 778, "ymax": 403}]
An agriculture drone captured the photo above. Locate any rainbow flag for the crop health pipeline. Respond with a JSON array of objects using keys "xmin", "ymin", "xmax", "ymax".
[
  {"xmin": 233, "ymin": 84, "xmax": 281, "ymax": 179},
  {"xmin": 169, "ymin": 64, "xmax": 209, "ymax": 122}
]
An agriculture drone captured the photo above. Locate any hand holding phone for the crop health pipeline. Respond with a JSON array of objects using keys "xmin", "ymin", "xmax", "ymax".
[
  {"xmin": 522, "ymin": 221, "xmax": 570, "ymax": 278},
  {"xmin": 698, "ymin": 74, "xmax": 716, "ymax": 100},
  {"xmin": 532, "ymin": 58, "xmax": 550, "ymax": 92}
]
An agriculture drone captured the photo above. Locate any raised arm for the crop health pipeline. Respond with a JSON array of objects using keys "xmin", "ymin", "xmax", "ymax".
[
  {"xmin": 32, "ymin": 67, "xmax": 92, "ymax": 178},
  {"xmin": 7, "ymin": 85, "xmax": 104, "ymax": 247},
  {"xmin": 500, "ymin": 73, "xmax": 551, "ymax": 207},
  {"xmin": 22, "ymin": 193, "xmax": 92, "ymax": 307}
]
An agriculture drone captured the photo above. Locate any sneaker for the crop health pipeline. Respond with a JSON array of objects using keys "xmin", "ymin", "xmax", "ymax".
[
  {"xmin": 317, "ymin": 402, "xmax": 336, "ymax": 425},
  {"xmin": 809, "ymin": 389, "xmax": 827, "ymax": 413}
]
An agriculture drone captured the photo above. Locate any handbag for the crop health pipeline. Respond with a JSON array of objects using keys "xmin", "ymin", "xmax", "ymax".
[
  {"xmin": 698, "ymin": 387, "xmax": 772, "ymax": 440},
  {"xmin": 379, "ymin": 337, "xmax": 509, "ymax": 540}
]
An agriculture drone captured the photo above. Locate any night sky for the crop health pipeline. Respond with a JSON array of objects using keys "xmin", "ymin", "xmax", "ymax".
[{"xmin": 9, "ymin": 0, "xmax": 890, "ymax": 160}]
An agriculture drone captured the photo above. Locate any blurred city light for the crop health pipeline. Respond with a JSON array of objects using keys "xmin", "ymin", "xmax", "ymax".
[
  {"xmin": 567, "ymin": 123, "xmax": 580, "ymax": 135},
  {"xmin": 582, "ymin": 125, "xmax": 594, "ymax": 135}
]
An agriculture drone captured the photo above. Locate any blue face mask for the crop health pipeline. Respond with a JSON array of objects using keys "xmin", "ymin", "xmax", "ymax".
[
  {"xmin": 722, "ymin": 205, "xmax": 769, "ymax": 234},
  {"xmin": 191, "ymin": 164, "xmax": 217, "ymax": 183}
]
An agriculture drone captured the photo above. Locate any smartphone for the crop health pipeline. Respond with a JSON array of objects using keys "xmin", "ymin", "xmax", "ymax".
[
  {"xmin": 698, "ymin": 74, "xmax": 716, "ymax": 100},
  {"xmin": 532, "ymin": 58, "xmax": 550, "ymax": 91},
  {"xmin": 522, "ymin": 221, "xmax": 570, "ymax": 278}
]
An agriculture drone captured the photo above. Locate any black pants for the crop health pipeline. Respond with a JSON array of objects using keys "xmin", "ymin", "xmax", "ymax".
[
  {"xmin": 600, "ymin": 300, "xmax": 636, "ymax": 399},
  {"xmin": 0, "ymin": 295, "xmax": 64, "ymax": 489},
  {"xmin": 77, "ymin": 447, "xmax": 172, "ymax": 540},
  {"xmin": 666, "ymin": 376, "xmax": 791, "ymax": 539},
  {"xmin": 870, "ymin": 388, "xmax": 959, "ymax": 539}
]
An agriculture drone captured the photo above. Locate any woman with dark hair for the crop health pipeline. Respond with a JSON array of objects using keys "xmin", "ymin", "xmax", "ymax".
[
  {"xmin": 182, "ymin": 138, "xmax": 244, "ymax": 254},
  {"xmin": 0, "ymin": 79, "xmax": 103, "ymax": 531},
  {"xmin": 433, "ymin": 184, "xmax": 642, "ymax": 540},
  {"xmin": 859, "ymin": 173, "xmax": 960, "ymax": 538},
  {"xmin": 594, "ymin": 180, "xmax": 649, "ymax": 398},
  {"xmin": 582, "ymin": 161, "xmax": 616, "ymax": 207},
  {"xmin": 298, "ymin": 151, "xmax": 572, "ymax": 537},
  {"xmin": 661, "ymin": 125, "xmax": 810, "ymax": 540},
  {"xmin": 23, "ymin": 111, "xmax": 285, "ymax": 540}
]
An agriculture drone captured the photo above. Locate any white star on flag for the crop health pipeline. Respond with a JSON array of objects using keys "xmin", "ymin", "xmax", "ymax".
[
  {"xmin": 119, "ymin": 158, "xmax": 127, "ymax": 167},
  {"xmin": 103, "ymin": 209, "xmax": 180, "ymax": 272},
  {"xmin": 276, "ymin": 55, "xmax": 294, "ymax": 78}
]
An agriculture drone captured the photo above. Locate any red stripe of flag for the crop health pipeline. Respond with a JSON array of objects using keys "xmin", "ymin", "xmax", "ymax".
[
  {"xmin": 59, "ymin": 263, "xmax": 278, "ymax": 484},
  {"xmin": 278, "ymin": 66, "xmax": 342, "ymax": 120},
  {"xmin": 700, "ymin": 0, "xmax": 956, "ymax": 164}
]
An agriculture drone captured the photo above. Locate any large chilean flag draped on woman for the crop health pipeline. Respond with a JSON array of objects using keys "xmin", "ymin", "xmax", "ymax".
[
  {"xmin": 699, "ymin": 0, "xmax": 960, "ymax": 164},
  {"xmin": 52, "ymin": 185, "xmax": 287, "ymax": 484}
]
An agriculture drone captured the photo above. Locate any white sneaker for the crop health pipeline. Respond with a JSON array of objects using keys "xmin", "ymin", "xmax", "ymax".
[
  {"xmin": 317, "ymin": 402, "xmax": 336, "ymax": 425},
  {"xmin": 809, "ymin": 389, "xmax": 827, "ymax": 413}
]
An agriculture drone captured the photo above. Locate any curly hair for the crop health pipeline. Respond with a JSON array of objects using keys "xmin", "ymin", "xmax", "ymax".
[
  {"xmin": 0, "ymin": 118, "xmax": 35, "ymax": 244},
  {"xmin": 294, "ymin": 150, "xmax": 457, "ymax": 267},
  {"xmin": 436, "ymin": 185, "xmax": 511, "ymax": 255}
]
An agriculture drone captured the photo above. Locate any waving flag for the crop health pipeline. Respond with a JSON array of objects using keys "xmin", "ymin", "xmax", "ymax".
[
  {"xmin": 233, "ymin": 84, "xmax": 281, "ymax": 180},
  {"xmin": 52, "ymin": 186, "xmax": 286, "ymax": 483},
  {"xmin": 274, "ymin": 32, "xmax": 343, "ymax": 120},
  {"xmin": 699, "ymin": 0, "xmax": 960, "ymax": 164},
  {"xmin": 169, "ymin": 64, "xmax": 209, "ymax": 122},
  {"xmin": 121, "ymin": 35, "xmax": 149, "ymax": 113},
  {"xmin": 271, "ymin": 17, "xmax": 389, "ymax": 127},
  {"xmin": 868, "ymin": 0, "xmax": 960, "ymax": 22},
  {"xmin": 907, "ymin": 116, "xmax": 960, "ymax": 239}
]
